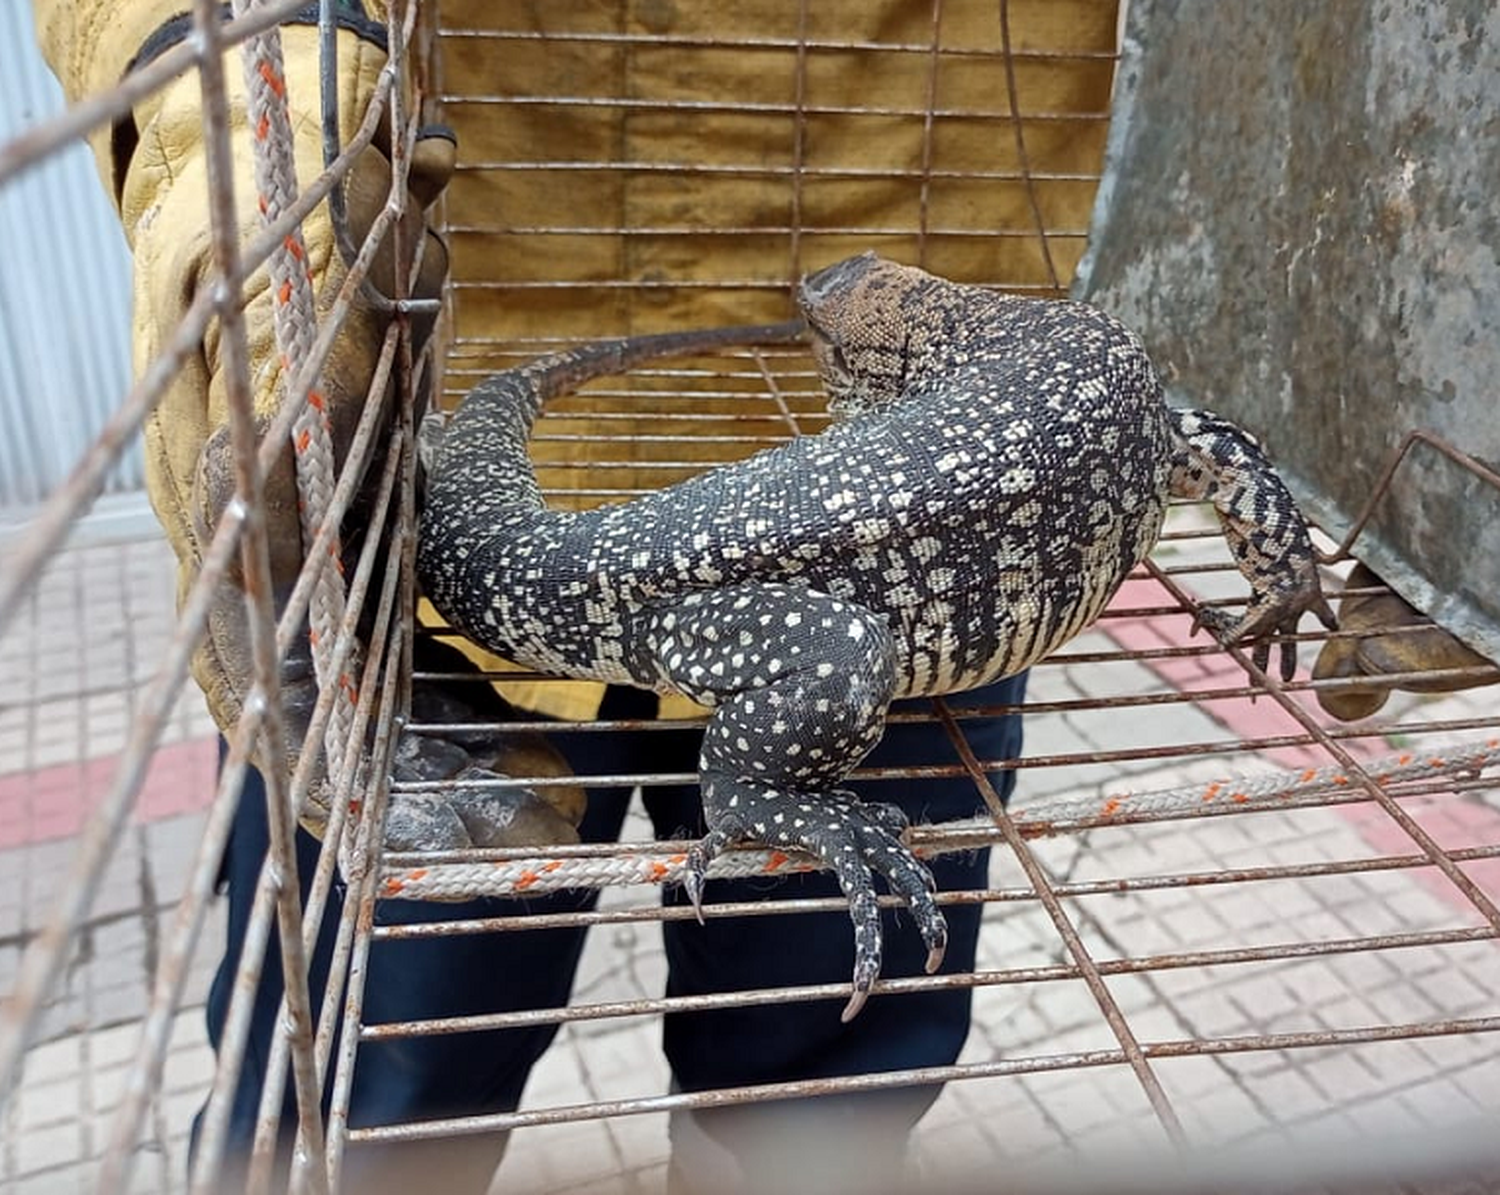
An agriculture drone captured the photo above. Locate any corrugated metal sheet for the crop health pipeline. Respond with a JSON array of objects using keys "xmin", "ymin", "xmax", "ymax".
[{"xmin": 0, "ymin": 2, "xmax": 137, "ymax": 508}]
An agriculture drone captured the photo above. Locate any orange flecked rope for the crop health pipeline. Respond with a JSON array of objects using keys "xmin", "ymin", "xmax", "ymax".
[
  {"xmin": 233, "ymin": 1, "xmax": 360, "ymax": 843},
  {"xmin": 380, "ymin": 737, "xmax": 1500, "ymax": 902}
]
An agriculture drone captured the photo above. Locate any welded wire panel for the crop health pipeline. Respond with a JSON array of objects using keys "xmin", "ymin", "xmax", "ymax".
[
  {"xmin": 4, "ymin": 0, "xmax": 1500, "ymax": 1192},
  {"xmin": 388, "ymin": 333, "xmax": 1500, "ymax": 1189},
  {"xmin": 438, "ymin": 0, "xmax": 1120, "ymax": 359}
]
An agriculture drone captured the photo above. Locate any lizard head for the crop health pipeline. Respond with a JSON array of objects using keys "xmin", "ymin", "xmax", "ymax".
[{"xmin": 798, "ymin": 252, "xmax": 931, "ymax": 420}]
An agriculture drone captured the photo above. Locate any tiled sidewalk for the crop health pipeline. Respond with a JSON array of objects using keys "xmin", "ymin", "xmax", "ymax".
[{"xmin": 1, "ymin": 523, "xmax": 1497, "ymax": 1193}]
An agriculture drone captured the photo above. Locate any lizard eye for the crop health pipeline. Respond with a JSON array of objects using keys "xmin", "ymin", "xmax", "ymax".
[{"xmin": 808, "ymin": 325, "xmax": 852, "ymax": 379}]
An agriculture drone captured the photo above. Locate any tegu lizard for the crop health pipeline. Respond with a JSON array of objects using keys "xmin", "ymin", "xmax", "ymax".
[{"xmin": 417, "ymin": 252, "xmax": 1335, "ymax": 1019}]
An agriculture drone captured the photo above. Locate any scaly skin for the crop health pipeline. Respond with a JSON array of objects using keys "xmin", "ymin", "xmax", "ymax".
[{"xmin": 419, "ymin": 253, "xmax": 1334, "ymax": 1018}]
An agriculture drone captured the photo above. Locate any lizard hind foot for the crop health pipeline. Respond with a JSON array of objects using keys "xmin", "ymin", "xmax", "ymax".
[{"xmin": 693, "ymin": 778, "xmax": 947, "ymax": 1022}]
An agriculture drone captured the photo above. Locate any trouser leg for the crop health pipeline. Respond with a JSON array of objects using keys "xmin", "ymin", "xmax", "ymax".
[
  {"xmin": 193, "ymin": 748, "xmax": 632, "ymax": 1195},
  {"xmin": 194, "ymin": 672, "xmax": 1024, "ymax": 1194}
]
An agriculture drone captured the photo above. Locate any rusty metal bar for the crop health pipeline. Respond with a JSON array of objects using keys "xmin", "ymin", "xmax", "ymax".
[
  {"xmin": 934, "ymin": 698, "xmax": 1188, "ymax": 1143},
  {"xmin": 243, "ymin": 345, "xmax": 409, "ymax": 1193},
  {"xmin": 1000, "ymin": 0, "xmax": 1063, "ymax": 293},
  {"xmin": 385, "ymin": 712, "xmax": 1498, "ymax": 801},
  {"xmin": 0, "ymin": 59, "xmax": 394, "ymax": 637},
  {"xmin": 345, "ymin": 1017, "xmax": 1500, "ymax": 1144},
  {"xmin": 369, "ymin": 845, "xmax": 1500, "ymax": 941},
  {"xmin": 0, "ymin": 247, "xmax": 406, "ymax": 1117},
  {"xmin": 1321, "ymin": 429, "xmax": 1500, "ymax": 565},
  {"xmin": 321, "ymin": 0, "xmax": 427, "ymax": 1179},
  {"xmin": 151, "ymin": 327, "xmax": 410, "ymax": 1189},
  {"xmin": 379, "ymin": 747, "xmax": 1499, "ymax": 867},
  {"xmin": 188, "ymin": 4, "xmax": 327, "ymax": 1191},
  {"xmin": 441, "ymin": 94, "xmax": 1111, "ymax": 122},
  {"xmin": 446, "ymin": 277, "xmax": 1069, "ymax": 292},
  {"xmin": 453, "ymin": 161, "xmax": 1108, "ymax": 181},
  {"xmin": 95, "ymin": 747, "xmax": 253, "ymax": 1194},
  {"xmin": 1145, "ymin": 558, "xmax": 1500, "ymax": 937},
  {"xmin": 404, "ymin": 676, "xmax": 1495, "ymax": 732},
  {"xmin": 447, "ymin": 223, "xmax": 1093, "ymax": 238},
  {"xmin": 323, "ymin": 617, "xmax": 411, "ymax": 1184},
  {"xmin": 187, "ymin": 845, "xmax": 282, "ymax": 1193},
  {"xmin": 437, "ymin": 27, "xmax": 1120, "ymax": 60},
  {"xmin": 1, "ymin": 289, "xmax": 406, "ymax": 1187},
  {"xmin": 914, "ymin": 0, "xmax": 944, "ymax": 267},
  {"xmin": 0, "ymin": 478, "xmax": 246, "ymax": 1106},
  {"xmin": 362, "ymin": 925, "xmax": 1499, "ymax": 1039}
]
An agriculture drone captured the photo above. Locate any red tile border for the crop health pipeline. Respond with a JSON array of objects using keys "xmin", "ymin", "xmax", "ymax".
[
  {"xmin": 0, "ymin": 736, "xmax": 218, "ymax": 849},
  {"xmin": 1098, "ymin": 581, "xmax": 1500, "ymax": 909}
]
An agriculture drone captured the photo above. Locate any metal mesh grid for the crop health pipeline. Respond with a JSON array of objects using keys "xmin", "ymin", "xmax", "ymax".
[
  {"xmin": 1, "ymin": 0, "xmax": 1498, "ymax": 1192},
  {"xmin": 385, "ymin": 349, "xmax": 1500, "ymax": 1189}
]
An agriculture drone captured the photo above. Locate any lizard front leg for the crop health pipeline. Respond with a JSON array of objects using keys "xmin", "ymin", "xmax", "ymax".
[
  {"xmin": 636, "ymin": 583, "xmax": 946, "ymax": 1021},
  {"xmin": 1168, "ymin": 408, "xmax": 1337, "ymax": 678}
]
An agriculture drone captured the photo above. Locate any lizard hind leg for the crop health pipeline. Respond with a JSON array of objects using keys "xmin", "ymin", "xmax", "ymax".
[{"xmin": 640, "ymin": 583, "xmax": 947, "ymax": 1021}]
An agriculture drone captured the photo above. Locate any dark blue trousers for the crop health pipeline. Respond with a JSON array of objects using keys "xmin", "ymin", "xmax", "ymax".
[{"xmin": 198, "ymin": 676, "xmax": 1025, "ymax": 1193}]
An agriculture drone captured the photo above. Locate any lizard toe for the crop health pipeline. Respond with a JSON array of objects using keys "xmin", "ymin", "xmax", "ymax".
[
  {"xmin": 861, "ymin": 798, "xmax": 912, "ymax": 838},
  {"xmin": 1198, "ymin": 571, "xmax": 1334, "ymax": 683},
  {"xmin": 701, "ymin": 778, "xmax": 949, "ymax": 1018},
  {"xmin": 854, "ymin": 820, "xmax": 947, "ymax": 970},
  {"xmin": 683, "ymin": 827, "xmax": 736, "ymax": 924}
]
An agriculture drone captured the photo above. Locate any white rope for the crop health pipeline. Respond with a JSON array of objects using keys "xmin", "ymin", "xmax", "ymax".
[
  {"xmin": 233, "ymin": 3, "xmax": 361, "ymax": 849},
  {"xmin": 380, "ymin": 735, "xmax": 1500, "ymax": 901}
]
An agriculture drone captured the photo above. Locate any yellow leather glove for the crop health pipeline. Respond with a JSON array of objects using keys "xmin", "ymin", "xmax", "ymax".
[{"xmin": 36, "ymin": 2, "xmax": 584, "ymax": 849}]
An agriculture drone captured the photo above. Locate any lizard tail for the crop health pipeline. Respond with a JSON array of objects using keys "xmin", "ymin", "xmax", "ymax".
[
  {"xmin": 426, "ymin": 319, "xmax": 807, "ymax": 516},
  {"xmin": 525, "ymin": 319, "xmax": 807, "ymax": 416}
]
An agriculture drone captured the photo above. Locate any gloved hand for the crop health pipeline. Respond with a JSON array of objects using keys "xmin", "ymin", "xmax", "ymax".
[
  {"xmin": 1313, "ymin": 563, "xmax": 1494, "ymax": 720},
  {"xmin": 36, "ymin": 3, "xmax": 586, "ymax": 850}
]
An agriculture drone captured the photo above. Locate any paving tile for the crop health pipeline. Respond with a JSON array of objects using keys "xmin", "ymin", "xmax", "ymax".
[
  {"xmin": 15, "ymin": 1036, "xmax": 81, "ymax": 1087},
  {"xmin": 12, "ymin": 1121, "xmax": 82, "ymax": 1179},
  {"xmin": 523, "ymin": 1028, "xmax": 591, "ymax": 1108},
  {"xmin": 1172, "ymin": 1077, "xmax": 1278, "ymax": 1146},
  {"xmin": 0, "ymin": 713, "xmax": 31, "ymax": 779},
  {"xmin": 601, "ymin": 1113, "xmax": 669, "ymax": 1177},
  {"xmin": 15, "ymin": 1079, "xmax": 80, "ymax": 1132},
  {"xmin": 510, "ymin": 1118, "xmax": 631, "ymax": 1191},
  {"xmin": 573, "ymin": 1021, "xmax": 669, "ymax": 1102},
  {"xmin": 162, "ymin": 1029, "xmax": 217, "ymax": 1098}
]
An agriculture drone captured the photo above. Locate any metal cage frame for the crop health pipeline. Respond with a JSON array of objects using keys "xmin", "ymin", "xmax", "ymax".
[{"xmin": 1, "ymin": 2, "xmax": 1498, "ymax": 1193}]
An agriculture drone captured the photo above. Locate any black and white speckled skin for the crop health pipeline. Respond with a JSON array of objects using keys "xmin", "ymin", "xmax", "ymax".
[{"xmin": 418, "ymin": 252, "xmax": 1334, "ymax": 1018}]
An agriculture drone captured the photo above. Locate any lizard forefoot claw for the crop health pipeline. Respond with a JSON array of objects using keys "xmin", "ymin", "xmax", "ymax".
[
  {"xmin": 1193, "ymin": 574, "xmax": 1337, "ymax": 683},
  {"xmin": 694, "ymin": 778, "xmax": 946, "ymax": 1020}
]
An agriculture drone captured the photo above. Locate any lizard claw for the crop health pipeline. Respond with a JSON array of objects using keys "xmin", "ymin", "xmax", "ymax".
[
  {"xmin": 863, "ymin": 799, "xmax": 912, "ymax": 838},
  {"xmin": 683, "ymin": 827, "xmax": 733, "ymax": 925},
  {"xmin": 694, "ymin": 778, "xmax": 946, "ymax": 1019},
  {"xmin": 842, "ymin": 976, "xmax": 873, "ymax": 1023},
  {"xmin": 1193, "ymin": 573, "xmax": 1337, "ymax": 684}
]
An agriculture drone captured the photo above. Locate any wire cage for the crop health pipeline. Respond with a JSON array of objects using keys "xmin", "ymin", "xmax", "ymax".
[{"xmin": 2, "ymin": 1, "xmax": 1499, "ymax": 1193}]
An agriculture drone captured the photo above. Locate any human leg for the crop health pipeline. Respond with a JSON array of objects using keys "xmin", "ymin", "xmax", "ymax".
[{"xmin": 193, "ymin": 750, "xmax": 631, "ymax": 1195}]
